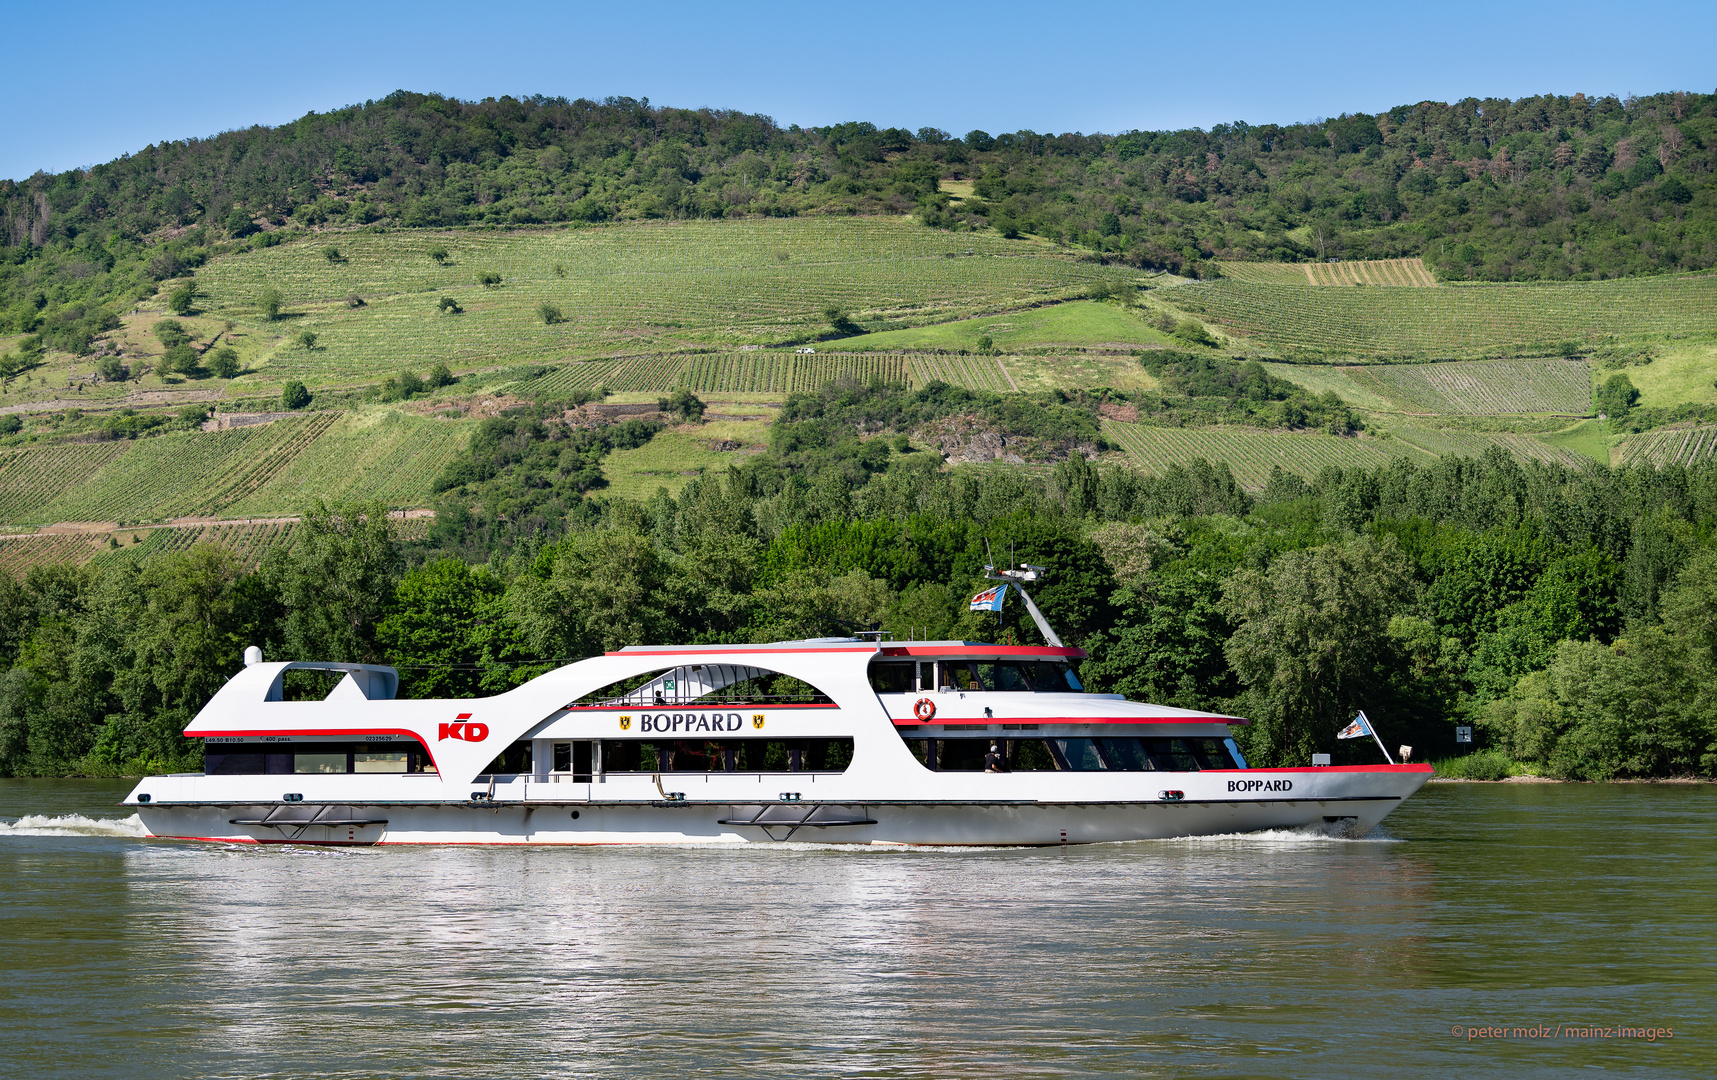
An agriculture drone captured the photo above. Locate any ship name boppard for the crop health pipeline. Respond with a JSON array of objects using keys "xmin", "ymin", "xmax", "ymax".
[
  {"xmin": 636, "ymin": 712, "xmax": 747, "ymax": 733},
  {"xmin": 1227, "ymin": 779, "xmax": 1294, "ymax": 793}
]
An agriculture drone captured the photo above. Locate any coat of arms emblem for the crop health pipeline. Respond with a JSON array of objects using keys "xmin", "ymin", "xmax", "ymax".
[
  {"xmin": 752, "ymin": 714, "xmax": 765, "ymax": 729},
  {"xmin": 619, "ymin": 716, "xmax": 631, "ymax": 730}
]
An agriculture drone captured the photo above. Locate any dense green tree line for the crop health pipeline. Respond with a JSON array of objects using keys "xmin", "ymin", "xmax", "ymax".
[
  {"xmin": 5, "ymin": 400, "xmax": 1717, "ymax": 779},
  {"xmin": 5, "ymin": 90, "xmax": 1713, "ymax": 357}
]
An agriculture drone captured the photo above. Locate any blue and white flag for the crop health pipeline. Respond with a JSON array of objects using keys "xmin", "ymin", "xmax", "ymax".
[
  {"xmin": 1336, "ymin": 714, "xmax": 1373, "ymax": 740},
  {"xmin": 969, "ymin": 583, "xmax": 1008, "ymax": 611}
]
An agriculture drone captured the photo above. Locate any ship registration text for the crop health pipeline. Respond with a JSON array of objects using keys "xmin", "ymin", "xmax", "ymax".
[{"xmin": 1227, "ymin": 779, "xmax": 1293, "ymax": 792}]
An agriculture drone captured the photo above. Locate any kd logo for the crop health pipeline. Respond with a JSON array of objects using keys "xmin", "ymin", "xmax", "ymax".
[
  {"xmin": 438, "ymin": 721, "xmax": 489, "ymax": 742},
  {"xmin": 619, "ymin": 716, "xmax": 632, "ymax": 730},
  {"xmin": 752, "ymin": 714, "xmax": 765, "ymax": 729}
]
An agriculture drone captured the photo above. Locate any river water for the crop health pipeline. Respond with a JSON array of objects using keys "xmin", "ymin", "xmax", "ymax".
[{"xmin": 0, "ymin": 779, "xmax": 1709, "ymax": 1079}]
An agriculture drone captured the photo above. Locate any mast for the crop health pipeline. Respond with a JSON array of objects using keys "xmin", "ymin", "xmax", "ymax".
[{"xmin": 982, "ymin": 563, "xmax": 1065, "ymax": 647}]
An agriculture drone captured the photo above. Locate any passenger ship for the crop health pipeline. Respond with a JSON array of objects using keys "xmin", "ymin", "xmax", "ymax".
[{"xmin": 124, "ymin": 619, "xmax": 1433, "ymax": 846}]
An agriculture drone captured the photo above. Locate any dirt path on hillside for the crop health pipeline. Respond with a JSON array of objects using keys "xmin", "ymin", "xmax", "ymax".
[{"xmin": 2, "ymin": 508, "xmax": 434, "ymax": 540}]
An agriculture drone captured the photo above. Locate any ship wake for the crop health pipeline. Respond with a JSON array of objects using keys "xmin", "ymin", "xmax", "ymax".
[{"xmin": 0, "ymin": 813, "xmax": 150, "ymax": 837}]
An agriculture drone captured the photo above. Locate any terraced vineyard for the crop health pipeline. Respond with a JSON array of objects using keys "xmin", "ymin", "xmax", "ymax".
[
  {"xmin": 195, "ymin": 219, "xmax": 1121, "ymax": 386},
  {"xmin": 909, "ymin": 353, "xmax": 1016, "ymax": 392},
  {"xmin": 0, "ymin": 533, "xmax": 107, "ymax": 578},
  {"xmin": 1614, "ymin": 425, "xmax": 1717, "ymax": 467},
  {"xmin": 1342, "ymin": 359, "xmax": 1592, "ymax": 414},
  {"xmin": 1168, "ymin": 272, "xmax": 1717, "ymax": 356},
  {"xmin": 0, "ymin": 443, "xmax": 130, "ymax": 524},
  {"xmin": 23, "ymin": 414, "xmax": 337, "ymax": 524},
  {"xmin": 1101, "ymin": 421, "xmax": 1401, "ymax": 487},
  {"xmin": 1217, "ymin": 258, "xmax": 1437, "ymax": 287},
  {"xmin": 224, "ymin": 412, "xmax": 476, "ymax": 515},
  {"xmin": 516, "ymin": 351, "xmax": 911, "ymax": 396},
  {"xmin": 1386, "ymin": 426, "xmax": 1592, "ymax": 468}
]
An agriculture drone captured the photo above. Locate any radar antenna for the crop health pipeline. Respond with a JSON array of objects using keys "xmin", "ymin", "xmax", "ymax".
[{"xmin": 981, "ymin": 562, "xmax": 1065, "ymax": 647}]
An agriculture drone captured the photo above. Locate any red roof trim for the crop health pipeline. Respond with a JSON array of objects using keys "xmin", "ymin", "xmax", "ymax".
[
  {"xmin": 879, "ymin": 645, "xmax": 1088, "ymax": 659},
  {"xmin": 566, "ymin": 703, "xmax": 839, "ymax": 712},
  {"xmin": 607, "ymin": 646, "xmax": 878, "ymax": 656},
  {"xmin": 1201, "ymin": 763, "xmax": 1434, "ymax": 774},
  {"xmin": 893, "ymin": 715, "xmax": 1247, "ymax": 727}
]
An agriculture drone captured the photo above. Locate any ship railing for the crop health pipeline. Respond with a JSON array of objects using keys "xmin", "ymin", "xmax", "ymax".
[{"xmin": 565, "ymin": 693, "xmax": 835, "ymax": 708}]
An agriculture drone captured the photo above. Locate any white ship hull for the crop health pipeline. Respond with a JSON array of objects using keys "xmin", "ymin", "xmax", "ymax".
[{"xmin": 135, "ymin": 769, "xmax": 1431, "ymax": 846}]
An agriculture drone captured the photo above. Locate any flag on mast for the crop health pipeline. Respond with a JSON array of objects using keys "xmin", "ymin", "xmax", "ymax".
[
  {"xmin": 969, "ymin": 583, "xmax": 1008, "ymax": 611},
  {"xmin": 1337, "ymin": 710, "xmax": 1395, "ymax": 763},
  {"xmin": 1336, "ymin": 714, "xmax": 1373, "ymax": 740}
]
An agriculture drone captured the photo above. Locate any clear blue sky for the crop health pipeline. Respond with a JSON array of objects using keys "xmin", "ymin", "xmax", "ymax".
[{"xmin": 5, "ymin": 0, "xmax": 1713, "ymax": 181}]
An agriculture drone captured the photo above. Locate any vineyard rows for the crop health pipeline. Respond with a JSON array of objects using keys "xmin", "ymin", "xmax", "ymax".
[
  {"xmin": 1169, "ymin": 273, "xmax": 1717, "ymax": 356},
  {"xmin": 1101, "ymin": 420, "xmax": 1399, "ymax": 488},
  {"xmin": 1615, "ymin": 425, "xmax": 1717, "ymax": 468},
  {"xmin": 196, "ymin": 219, "xmax": 1125, "ymax": 384},
  {"xmin": 1217, "ymin": 258, "xmax": 1437, "ymax": 287},
  {"xmin": 3, "ymin": 514, "xmax": 438, "ymax": 579},
  {"xmin": 1344, "ymin": 359, "xmax": 1592, "ymax": 414},
  {"xmin": 0, "ymin": 534, "xmax": 106, "ymax": 578},
  {"xmin": 0, "ymin": 443, "xmax": 130, "ymax": 524},
  {"xmin": 910, "ymin": 353, "xmax": 1015, "ymax": 392},
  {"xmin": 23, "ymin": 415, "xmax": 335, "ymax": 525},
  {"xmin": 225, "ymin": 412, "xmax": 477, "ymax": 515},
  {"xmin": 518, "ymin": 352, "xmax": 911, "ymax": 396},
  {"xmin": 1385, "ymin": 426, "xmax": 1591, "ymax": 468}
]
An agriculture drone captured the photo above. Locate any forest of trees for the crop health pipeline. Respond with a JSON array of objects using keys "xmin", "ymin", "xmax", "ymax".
[
  {"xmin": 4, "ymin": 89, "xmax": 1714, "ymax": 352},
  {"xmin": 4, "ymin": 382, "xmax": 1717, "ymax": 782}
]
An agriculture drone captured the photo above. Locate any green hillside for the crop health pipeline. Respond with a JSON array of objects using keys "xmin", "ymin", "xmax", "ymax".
[
  {"xmin": 1163, "ymin": 272, "xmax": 1717, "ymax": 358},
  {"xmin": 1, "ymin": 157, "xmax": 1714, "ymax": 548}
]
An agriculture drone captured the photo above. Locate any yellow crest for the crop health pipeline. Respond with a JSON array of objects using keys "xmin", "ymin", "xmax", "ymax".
[
  {"xmin": 752, "ymin": 714, "xmax": 765, "ymax": 729},
  {"xmin": 619, "ymin": 716, "xmax": 631, "ymax": 730}
]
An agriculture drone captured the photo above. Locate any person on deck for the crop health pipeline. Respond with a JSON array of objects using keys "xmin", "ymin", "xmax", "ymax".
[{"xmin": 985, "ymin": 743, "xmax": 1009, "ymax": 773}]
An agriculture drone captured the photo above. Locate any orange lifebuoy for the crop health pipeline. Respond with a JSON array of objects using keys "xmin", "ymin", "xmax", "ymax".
[{"xmin": 913, "ymin": 697, "xmax": 936, "ymax": 722}]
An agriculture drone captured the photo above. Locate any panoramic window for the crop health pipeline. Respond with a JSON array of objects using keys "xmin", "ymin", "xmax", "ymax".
[
  {"xmin": 574, "ymin": 665, "xmax": 835, "ymax": 708},
  {"xmin": 204, "ymin": 742, "xmax": 433, "ymax": 775},
  {"xmin": 899, "ymin": 736, "xmax": 1240, "ymax": 772},
  {"xmin": 600, "ymin": 738, "xmax": 853, "ymax": 773}
]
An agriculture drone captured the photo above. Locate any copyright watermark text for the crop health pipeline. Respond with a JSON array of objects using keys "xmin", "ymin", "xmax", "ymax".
[{"xmin": 1451, "ymin": 1024, "xmax": 1674, "ymax": 1042}]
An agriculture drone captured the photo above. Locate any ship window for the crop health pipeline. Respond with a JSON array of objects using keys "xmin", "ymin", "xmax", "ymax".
[
  {"xmin": 943, "ymin": 661, "xmax": 985, "ymax": 691},
  {"xmin": 479, "ymin": 742, "xmax": 533, "ymax": 776},
  {"xmin": 1187, "ymin": 737, "xmax": 1239, "ymax": 769},
  {"xmin": 900, "ymin": 738, "xmax": 1085, "ymax": 772},
  {"xmin": 1020, "ymin": 660, "xmax": 1082, "ymax": 691},
  {"xmin": 294, "ymin": 752, "xmax": 349, "ymax": 774},
  {"xmin": 1143, "ymin": 738, "xmax": 1202, "ymax": 771},
  {"xmin": 1097, "ymin": 738, "xmax": 1154, "ymax": 770},
  {"xmin": 203, "ymin": 742, "xmax": 432, "ymax": 774},
  {"xmin": 972, "ymin": 662, "xmax": 1033, "ymax": 692},
  {"xmin": 897, "ymin": 735, "xmax": 1232, "ymax": 772},
  {"xmin": 599, "ymin": 739, "xmax": 852, "ymax": 773},
  {"xmin": 868, "ymin": 662, "xmax": 917, "ymax": 693},
  {"xmin": 934, "ymin": 739, "xmax": 990, "ymax": 771},
  {"xmin": 354, "ymin": 750, "xmax": 409, "ymax": 773},
  {"xmin": 205, "ymin": 752, "xmax": 267, "ymax": 775},
  {"xmin": 1052, "ymin": 738, "xmax": 1106, "ymax": 771}
]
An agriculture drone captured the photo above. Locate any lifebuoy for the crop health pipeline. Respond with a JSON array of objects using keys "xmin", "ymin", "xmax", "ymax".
[{"xmin": 913, "ymin": 697, "xmax": 936, "ymax": 722}]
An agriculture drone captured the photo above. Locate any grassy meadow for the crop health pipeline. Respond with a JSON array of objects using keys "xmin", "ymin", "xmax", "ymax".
[
  {"xmin": 189, "ymin": 219, "xmax": 1126, "ymax": 391},
  {"xmin": 833, "ymin": 300, "xmax": 1176, "ymax": 352},
  {"xmin": 1166, "ymin": 272, "xmax": 1717, "ymax": 357}
]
